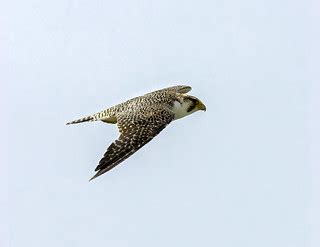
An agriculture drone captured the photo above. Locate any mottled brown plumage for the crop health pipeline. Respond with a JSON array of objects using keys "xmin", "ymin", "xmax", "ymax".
[{"xmin": 66, "ymin": 85, "xmax": 206, "ymax": 180}]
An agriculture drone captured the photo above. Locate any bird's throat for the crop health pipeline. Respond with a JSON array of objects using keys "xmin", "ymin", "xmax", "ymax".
[{"xmin": 172, "ymin": 101, "xmax": 193, "ymax": 120}]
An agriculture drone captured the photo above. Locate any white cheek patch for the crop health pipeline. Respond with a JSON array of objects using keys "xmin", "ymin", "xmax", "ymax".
[{"xmin": 172, "ymin": 101, "xmax": 190, "ymax": 120}]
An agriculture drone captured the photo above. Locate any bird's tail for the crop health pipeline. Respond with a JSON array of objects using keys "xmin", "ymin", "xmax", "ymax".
[
  {"xmin": 66, "ymin": 107, "xmax": 116, "ymax": 125},
  {"xmin": 66, "ymin": 115, "xmax": 95, "ymax": 125}
]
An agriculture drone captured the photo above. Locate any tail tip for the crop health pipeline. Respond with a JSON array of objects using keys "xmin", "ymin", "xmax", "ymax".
[{"xmin": 65, "ymin": 116, "xmax": 94, "ymax": 126}]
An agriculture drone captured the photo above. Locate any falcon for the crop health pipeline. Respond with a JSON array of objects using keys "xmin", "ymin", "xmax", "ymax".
[{"xmin": 66, "ymin": 85, "xmax": 206, "ymax": 180}]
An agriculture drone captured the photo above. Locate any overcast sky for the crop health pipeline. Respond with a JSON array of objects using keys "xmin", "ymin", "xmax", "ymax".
[{"xmin": 3, "ymin": 0, "xmax": 319, "ymax": 246}]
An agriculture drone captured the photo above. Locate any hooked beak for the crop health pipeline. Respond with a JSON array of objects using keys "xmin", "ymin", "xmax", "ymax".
[{"xmin": 198, "ymin": 101, "xmax": 206, "ymax": 111}]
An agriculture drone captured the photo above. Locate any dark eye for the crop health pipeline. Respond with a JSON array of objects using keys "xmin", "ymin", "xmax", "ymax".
[{"xmin": 186, "ymin": 97, "xmax": 198, "ymax": 112}]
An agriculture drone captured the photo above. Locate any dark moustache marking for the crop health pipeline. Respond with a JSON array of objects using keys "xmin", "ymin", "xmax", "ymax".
[{"xmin": 186, "ymin": 97, "xmax": 198, "ymax": 112}]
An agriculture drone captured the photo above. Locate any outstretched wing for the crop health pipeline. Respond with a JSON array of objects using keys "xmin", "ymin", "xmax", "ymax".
[
  {"xmin": 90, "ymin": 106, "xmax": 174, "ymax": 180},
  {"xmin": 148, "ymin": 85, "xmax": 192, "ymax": 95}
]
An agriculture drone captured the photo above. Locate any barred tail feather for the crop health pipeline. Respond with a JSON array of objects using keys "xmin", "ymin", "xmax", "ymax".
[{"xmin": 66, "ymin": 115, "xmax": 95, "ymax": 125}]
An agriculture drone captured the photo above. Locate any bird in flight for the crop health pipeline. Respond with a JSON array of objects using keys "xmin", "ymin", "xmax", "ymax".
[{"xmin": 66, "ymin": 85, "xmax": 206, "ymax": 180}]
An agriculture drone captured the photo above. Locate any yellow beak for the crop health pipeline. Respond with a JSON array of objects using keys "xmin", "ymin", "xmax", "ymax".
[{"xmin": 198, "ymin": 101, "xmax": 206, "ymax": 111}]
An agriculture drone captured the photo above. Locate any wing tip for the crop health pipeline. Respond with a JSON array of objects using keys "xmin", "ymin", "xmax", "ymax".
[
  {"xmin": 89, "ymin": 166, "xmax": 109, "ymax": 181},
  {"xmin": 89, "ymin": 170, "xmax": 102, "ymax": 181},
  {"xmin": 173, "ymin": 85, "xmax": 192, "ymax": 93}
]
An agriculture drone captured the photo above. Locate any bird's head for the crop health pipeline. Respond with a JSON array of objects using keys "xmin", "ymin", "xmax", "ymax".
[
  {"xmin": 173, "ymin": 94, "xmax": 206, "ymax": 120},
  {"xmin": 184, "ymin": 95, "xmax": 207, "ymax": 113}
]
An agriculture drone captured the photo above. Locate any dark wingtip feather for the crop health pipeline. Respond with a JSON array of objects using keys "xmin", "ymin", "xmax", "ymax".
[{"xmin": 89, "ymin": 170, "xmax": 103, "ymax": 181}]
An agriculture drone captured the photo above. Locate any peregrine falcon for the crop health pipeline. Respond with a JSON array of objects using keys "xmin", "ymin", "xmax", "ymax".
[{"xmin": 66, "ymin": 85, "xmax": 206, "ymax": 180}]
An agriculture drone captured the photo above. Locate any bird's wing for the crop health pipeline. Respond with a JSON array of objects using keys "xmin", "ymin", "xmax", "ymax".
[
  {"xmin": 166, "ymin": 85, "xmax": 192, "ymax": 93},
  {"xmin": 90, "ymin": 106, "xmax": 174, "ymax": 180},
  {"xmin": 148, "ymin": 85, "xmax": 192, "ymax": 94}
]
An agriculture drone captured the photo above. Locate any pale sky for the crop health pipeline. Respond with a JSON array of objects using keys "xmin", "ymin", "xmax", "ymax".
[{"xmin": 3, "ymin": 0, "xmax": 319, "ymax": 246}]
